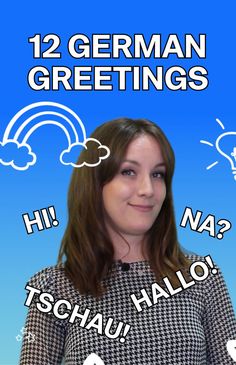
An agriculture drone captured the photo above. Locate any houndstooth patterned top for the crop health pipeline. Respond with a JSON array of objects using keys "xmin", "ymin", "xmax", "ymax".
[{"xmin": 20, "ymin": 255, "xmax": 236, "ymax": 365}]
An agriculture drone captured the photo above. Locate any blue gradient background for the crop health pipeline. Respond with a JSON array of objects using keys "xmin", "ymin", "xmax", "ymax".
[{"xmin": 1, "ymin": 2, "xmax": 235, "ymax": 364}]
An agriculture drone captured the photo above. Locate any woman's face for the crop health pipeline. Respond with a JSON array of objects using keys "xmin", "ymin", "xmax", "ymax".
[{"xmin": 102, "ymin": 134, "xmax": 167, "ymax": 240}]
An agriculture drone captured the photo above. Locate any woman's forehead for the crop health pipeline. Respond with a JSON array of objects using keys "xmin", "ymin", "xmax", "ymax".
[{"xmin": 123, "ymin": 134, "xmax": 164, "ymax": 161}]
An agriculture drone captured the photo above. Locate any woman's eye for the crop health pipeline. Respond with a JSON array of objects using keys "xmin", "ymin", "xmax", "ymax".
[
  {"xmin": 121, "ymin": 169, "xmax": 135, "ymax": 176},
  {"xmin": 152, "ymin": 171, "xmax": 165, "ymax": 179}
]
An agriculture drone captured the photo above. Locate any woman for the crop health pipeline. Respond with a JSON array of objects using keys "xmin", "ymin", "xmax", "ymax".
[{"xmin": 20, "ymin": 118, "xmax": 236, "ymax": 364}]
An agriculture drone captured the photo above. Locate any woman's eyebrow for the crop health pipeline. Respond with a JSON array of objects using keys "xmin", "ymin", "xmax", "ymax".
[
  {"xmin": 122, "ymin": 159, "xmax": 139, "ymax": 165},
  {"xmin": 122, "ymin": 159, "xmax": 166, "ymax": 168}
]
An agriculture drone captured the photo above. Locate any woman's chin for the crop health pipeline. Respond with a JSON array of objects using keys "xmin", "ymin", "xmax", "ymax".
[{"xmin": 123, "ymin": 225, "xmax": 152, "ymax": 236}]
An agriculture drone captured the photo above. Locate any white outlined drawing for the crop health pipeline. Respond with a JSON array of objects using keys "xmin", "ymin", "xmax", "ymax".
[
  {"xmin": 61, "ymin": 138, "xmax": 110, "ymax": 168},
  {"xmin": 200, "ymin": 118, "xmax": 236, "ymax": 180},
  {"xmin": 227, "ymin": 340, "xmax": 236, "ymax": 362},
  {"xmin": 0, "ymin": 102, "xmax": 110, "ymax": 170},
  {"xmin": 83, "ymin": 353, "xmax": 105, "ymax": 365},
  {"xmin": 15, "ymin": 327, "xmax": 35, "ymax": 343}
]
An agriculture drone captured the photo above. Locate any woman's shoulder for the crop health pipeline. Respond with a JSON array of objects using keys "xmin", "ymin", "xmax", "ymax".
[
  {"xmin": 27, "ymin": 263, "xmax": 65, "ymax": 287},
  {"xmin": 183, "ymin": 249, "xmax": 208, "ymax": 262},
  {"xmin": 183, "ymin": 251, "xmax": 220, "ymax": 272},
  {"xmin": 183, "ymin": 251, "xmax": 219, "ymax": 269},
  {"xmin": 27, "ymin": 263, "xmax": 78, "ymax": 300},
  {"xmin": 183, "ymin": 251, "xmax": 229, "ymax": 294}
]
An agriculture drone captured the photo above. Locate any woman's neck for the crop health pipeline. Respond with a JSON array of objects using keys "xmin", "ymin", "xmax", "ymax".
[{"xmin": 107, "ymin": 226, "xmax": 147, "ymax": 262}]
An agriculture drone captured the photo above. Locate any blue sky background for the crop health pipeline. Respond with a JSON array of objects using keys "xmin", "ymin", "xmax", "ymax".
[{"xmin": 0, "ymin": 1, "xmax": 235, "ymax": 364}]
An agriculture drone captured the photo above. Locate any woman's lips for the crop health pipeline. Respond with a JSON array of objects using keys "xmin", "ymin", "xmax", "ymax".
[{"xmin": 128, "ymin": 203, "xmax": 154, "ymax": 212}]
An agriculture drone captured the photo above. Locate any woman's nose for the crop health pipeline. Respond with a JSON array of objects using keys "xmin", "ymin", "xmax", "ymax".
[{"xmin": 137, "ymin": 175, "xmax": 154, "ymax": 197}]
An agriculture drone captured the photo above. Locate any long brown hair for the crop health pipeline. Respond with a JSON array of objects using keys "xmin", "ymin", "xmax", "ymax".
[{"xmin": 58, "ymin": 118, "xmax": 190, "ymax": 296}]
